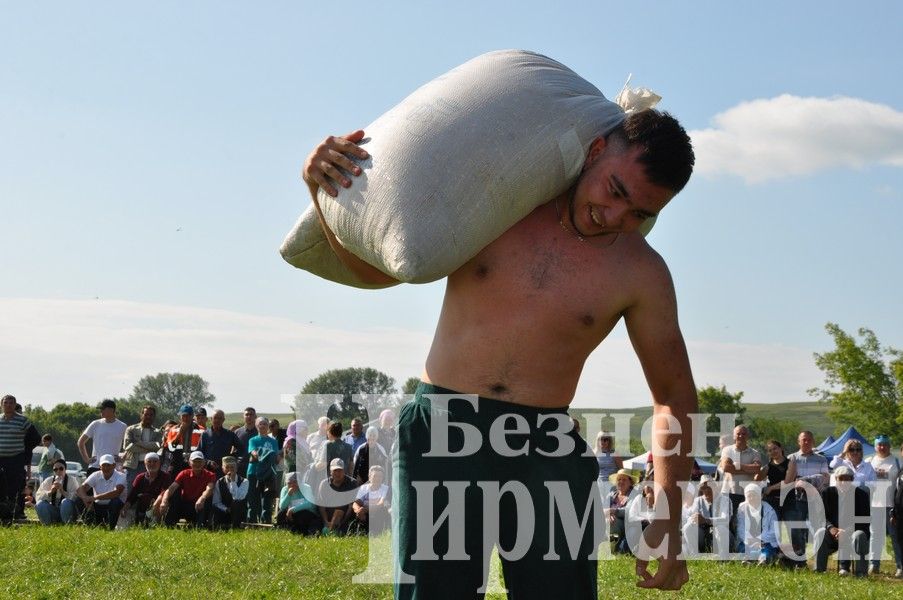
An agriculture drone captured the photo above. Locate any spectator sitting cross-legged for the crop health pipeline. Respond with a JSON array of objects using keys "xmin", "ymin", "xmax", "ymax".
[
  {"xmin": 735, "ymin": 483, "xmax": 780, "ymax": 565},
  {"xmin": 162, "ymin": 450, "xmax": 215, "ymax": 528},
  {"xmin": 351, "ymin": 465, "xmax": 391, "ymax": 535},
  {"xmin": 276, "ymin": 471, "xmax": 320, "ymax": 535},
  {"xmin": 34, "ymin": 459, "xmax": 80, "ymax": 525},
  {"xmin": 75, "ymin": 454, "xmax": 126, "ymax": 529},
  {"xmin": 211, "ymin": 456, "xmax": 249, "ymax": 530},
  {"xmin": 123, "ymin": 452, "xmax": 171, "ymax": 527},
  {"xmin": 318, "ymin": 458, "xmax": 359, "ymax": 536},
  {"xmin": 814, "ymin": 465, "xmax": 871, "ymax": 576}
]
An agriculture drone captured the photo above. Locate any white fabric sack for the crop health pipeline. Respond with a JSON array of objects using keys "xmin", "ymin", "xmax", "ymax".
[{"xmin": 281, "ymin": 49, "xmax": 659, "ymax": 288}]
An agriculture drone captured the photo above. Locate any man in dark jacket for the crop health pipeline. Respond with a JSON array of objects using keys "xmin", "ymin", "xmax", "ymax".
[{"xmin": 815, "ymin": 466, "xmax": 871, "ymax": 576}]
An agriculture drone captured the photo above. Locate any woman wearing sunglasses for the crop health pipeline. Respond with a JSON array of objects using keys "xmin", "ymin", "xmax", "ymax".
[
  {"xmin": 34, "ymin": 459, "xmax": 81, "ymax": 524},
  {"xmin": 829, "ymin": 439, "xmax": 877, "ymax": 487}
]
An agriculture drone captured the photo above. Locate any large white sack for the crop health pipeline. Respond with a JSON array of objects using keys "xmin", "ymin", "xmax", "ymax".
[{"xmin": 281, "ymin": 49, "xmax": 658, "ymax": 288}]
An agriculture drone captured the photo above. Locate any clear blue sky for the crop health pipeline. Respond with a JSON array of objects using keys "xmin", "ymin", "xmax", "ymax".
[{"xmin": 2, "ymin": 2, "xmax": 901, "ymax": 412}]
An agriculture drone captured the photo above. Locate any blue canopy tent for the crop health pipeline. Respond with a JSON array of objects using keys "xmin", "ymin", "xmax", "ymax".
[
  {"xmin": 817, "ymin": 426, "xmax": 875, "ymax": 461},
  {"xmin": 815, "ymin": 435, "xmax": 835, "ymax": 452}
]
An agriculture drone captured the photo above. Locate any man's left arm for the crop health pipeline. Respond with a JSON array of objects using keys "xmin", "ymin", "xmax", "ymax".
[{"xmin": 623, "ymin": 254, "xmax": 697, "ymax": 590}]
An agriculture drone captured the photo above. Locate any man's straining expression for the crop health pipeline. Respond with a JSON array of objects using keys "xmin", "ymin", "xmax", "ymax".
[{"xmin": 570, "ymin": 137, "xmax": 673, "ymax": 238}]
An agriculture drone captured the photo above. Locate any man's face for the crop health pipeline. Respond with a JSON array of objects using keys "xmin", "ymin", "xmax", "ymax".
[
  {"xmin": 570, "ymin": 140, "xmax": 673, "ymax": 238},
  {"xmin": 212, "ymin": 411, "xmax": 225, "ymax": 430},
  {"xmin": 145, "ymin": 457, "xmax": 160, "ymax": 474},
  {"xmin": 330, "ymin": 468, "xmax": 344, "ymax": 483},
  {"xmin": 100, "ymin": 463, "xmax": 115, "ymax": 477},
  {"xmin": 733, "ymin": 427, "xmax": 749, "ymax": 449},
  {"xmin": 101, "ymin": 407, "xmax": 116, "ymax": 421},
  {"xmin": 191, "ymin": 459, "xmax": 205, "ymax": 473},
  {"xmin": 370, "ymin": 469, "xmax": 384, "ymax": 488},
  {"xmin": 798, "ymin": 433, "xmax": 814, "ymax": 453},
  {"xmin": 877, "ymin": 442, "xmax": 889, "ymax": 456},
  {"xmin": 43, "ymin": 438, "xmax": 52, "ymax": 447},
  {"xmin": 701, "ymin": 484, "xmax": 713, "ymax": 502},
  {"xmin": 351, "ymin": 420, "xmax": 362, "ymax": 437},
  {"xmin": 244, "ymin": 410, "xmax": 256, "ymax": 427},
  {"xmin": 141, "ymin": 408, "xmax": 155, "ymax": 426},
  {"xmin": 196, "ymin": 414, "xmax": 207, "ymax": 426},
  {"xmin": 223, "ymin": 463, "xmax": 236, "ymax": 477},
  {"xmin": 1, "ymin": 397, "xmax": 14, "ymax": 416}
]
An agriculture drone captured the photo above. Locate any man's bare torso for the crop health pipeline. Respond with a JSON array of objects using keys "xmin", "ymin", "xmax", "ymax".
[{"xmin": 423, "ymin": 198, "xmax": 667, "ymax": 407}]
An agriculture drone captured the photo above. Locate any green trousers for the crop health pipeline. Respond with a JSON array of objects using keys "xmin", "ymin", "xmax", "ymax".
[{"xmin": 393, "ymin": 383, "xmax": 600, "ymax": 600}]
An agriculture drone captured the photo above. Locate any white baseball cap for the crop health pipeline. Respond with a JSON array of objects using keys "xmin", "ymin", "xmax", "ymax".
[
  {"xmin": 99, "ymin": 454, "xmax": 116, "ymax": 466},
  {"xmin": 189, "ymin": 450, "xmax": 205, "ymax": 462}
]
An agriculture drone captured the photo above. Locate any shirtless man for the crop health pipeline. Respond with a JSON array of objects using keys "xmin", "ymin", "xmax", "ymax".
[{"xmin": 302, "ymin": 109, "xmax": 697, "ymax": 598}]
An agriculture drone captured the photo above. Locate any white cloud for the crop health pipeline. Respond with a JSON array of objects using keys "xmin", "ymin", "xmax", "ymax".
[
  {"xmin": 0, "ymin": 298, "xmax": 824, "ymax": 413},
  {"xmin": 690, "ymin": 95, "xmax": 903, "ymax": 183},
  {"xmin": 0, "ymin": 298, "xmax": 431, "ymax": 413}
]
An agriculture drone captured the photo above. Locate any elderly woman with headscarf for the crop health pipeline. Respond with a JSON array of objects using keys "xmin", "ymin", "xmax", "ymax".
[
  {"xmin": 352, "ymin": 426, "xmax": 389, "ymax": 485},
  {"xmin": 735, "ymin": 483, "xmax": 779, "ymax": 565}
]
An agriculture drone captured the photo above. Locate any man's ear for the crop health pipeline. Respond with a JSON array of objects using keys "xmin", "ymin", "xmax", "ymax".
[{"xmin": 583, "ymin": 136, "xmax": 608, "ymax": 171}]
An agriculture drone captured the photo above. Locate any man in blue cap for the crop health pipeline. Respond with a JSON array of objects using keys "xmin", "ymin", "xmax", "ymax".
[
  {"xmin": 869, "ymin": 434, "xmax": 901, "ymax": 576},
  {"xmin": 160, "ymin": 405, "xmax": 205, "ymax": 476}
]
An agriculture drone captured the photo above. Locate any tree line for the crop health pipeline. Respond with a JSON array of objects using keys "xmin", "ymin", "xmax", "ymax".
[{"xmin": 23, "ymin": 322, "xmax": 902, "ymax": 465}]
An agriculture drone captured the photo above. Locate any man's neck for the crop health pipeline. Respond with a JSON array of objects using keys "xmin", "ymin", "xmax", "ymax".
[{"xmin": 104, "ymin": 417, "xmax": 116, "ymax": 423}]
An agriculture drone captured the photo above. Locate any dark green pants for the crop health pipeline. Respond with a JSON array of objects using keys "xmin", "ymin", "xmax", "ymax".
[{"xmin": 393, "ymin": 383, "xmax": 599, "ymax": 600}]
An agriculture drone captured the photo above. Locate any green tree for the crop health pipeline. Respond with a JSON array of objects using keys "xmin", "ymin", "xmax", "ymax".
[
  {"xmin": 809, "ymin": 323, "xmax": 903, "ymax": 441},
  {"xmin": 746, "ymin": 416, "xmax": 804, "ymax": 454},
  {"xmin": 294, "ymin": 367, "xmax": 398, "ymax": 426},
  {"xmin": 129, "ymin": 373, "xmax": 215, "ymax": 417},
  {"xmin": 402, "ymin": 377, "xmax": 421, "ymax": 396},
  {"xmin": 697, "ymin": 385, "xmax": 746, "ymax": 455}
]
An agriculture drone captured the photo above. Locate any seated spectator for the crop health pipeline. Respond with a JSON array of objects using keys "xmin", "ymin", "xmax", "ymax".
[
  {"xmin": 735, "ymin": 483, "xmax": 780, "ymax": 565},
  {"xmin": 625, "ymin": 482, "xmax": 657, "ymax": 548},
  {"xmin": 276, "ymin": 471, "xmax": 320, "ymax": 535},
  {"xmin": 162, "ymin": 450, "xmax": 215, "ymax": 528},
  {"xmin": 351, "ymin": 465, "xmax": 391, "ymax": 534},
  {"xmin": 247, "ymin": 417, "xmax": 280, "ymax": 524},
  {"xmin": 682, "ymin": 474, "xmax": 732, "ymax": 556},
  {"xmin": 815, "ymin": 465, "xmax": 871, "ymax": 576},
  {"xmin": 604, "ymin": 468, "xmax": 637, "ymax": 554},
  {"xmin": 123, "ymin": 452, "xmax": 171, "ymax": 527},
  {"xmin": 34, "ymin": 459, "xmax": 80, "ymax": 525},
  {"xmin": 352, "ymin": 426, "xmax": 388, "ymax": 484},
  {"xmin": 318, "ymin": 458, "xmax": 359, "ymax": 535},
  {"xmin": 212, "ymin": 456, "xmax": 249, "ymax": 530},
  {"xmin": 829, "ymin": 439, "xmax": 876, "ymax": 487},
  {"xmin": 75, "ymin": 454, "xmax": 126, "ymax": 529}
]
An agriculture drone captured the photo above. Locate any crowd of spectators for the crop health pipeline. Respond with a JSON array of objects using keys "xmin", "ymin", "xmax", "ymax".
[
  {"xmin": 596, "ymin": 425, "xmax": 903, "ymax": 578},
  {"xmin": 6, "ymin": 392, "xmax": 903, "ymax": 578},
  {"xmin": 0, "ymin": 394, "xmax": 395, "ymax": 538}
]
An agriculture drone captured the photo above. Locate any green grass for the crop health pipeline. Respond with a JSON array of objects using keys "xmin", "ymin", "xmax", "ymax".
[{"xmin": 3, "ymin": 523, "xmax": 900, "ymax": 599}]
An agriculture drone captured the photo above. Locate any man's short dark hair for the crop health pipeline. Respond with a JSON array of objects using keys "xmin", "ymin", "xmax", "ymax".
[
  {"xmin": 244, "ymin": 406, "xmax": 256, "ymax": 414},
  {"xmin": 607, "ymin": 109, "xmax": 694, "ymax": 194},
  {"xmin": 100, "ymin": 399, "xmax": 117, "ymax": 410},
  {"xmin": 42, "ymin": 434, "xmax": 53, "ymax": 442},
  {"xmin": 328, "ymin": 421, "xmax": 343, "ymax": 438},
  {"xmin": 1, "ymin": 394, "xmax": 15, "ymax": 404}
]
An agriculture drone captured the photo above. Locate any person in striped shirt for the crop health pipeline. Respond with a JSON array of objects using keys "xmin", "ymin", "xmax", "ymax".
[{"xmin": 0, "ymin": 395, "xmax": 31, "ymax": 517}]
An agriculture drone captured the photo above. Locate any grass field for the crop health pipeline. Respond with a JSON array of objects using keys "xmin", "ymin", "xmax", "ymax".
[{"xmin": 4, "ymin": 523, "xmax": 900, "ymax": 599}]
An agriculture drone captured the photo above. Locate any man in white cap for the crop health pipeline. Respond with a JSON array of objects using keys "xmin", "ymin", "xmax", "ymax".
[
  {"xmin": 162, "ymin": 450, "xmax": 215, "ymax": 528},
  {"xmin": 317, "ymin": 457, "xmax": 358, "ymax": 535},
  {"xmin": 815, "ymin": 465, "xmax": 870, "ymax": 576},
  {"xmin": 75, "ymin": 454, "xmax": 126, "ymax": 529},
  {"xmin": 123, "ymin": 452, "xmax": 171, "ymax": 526}
]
